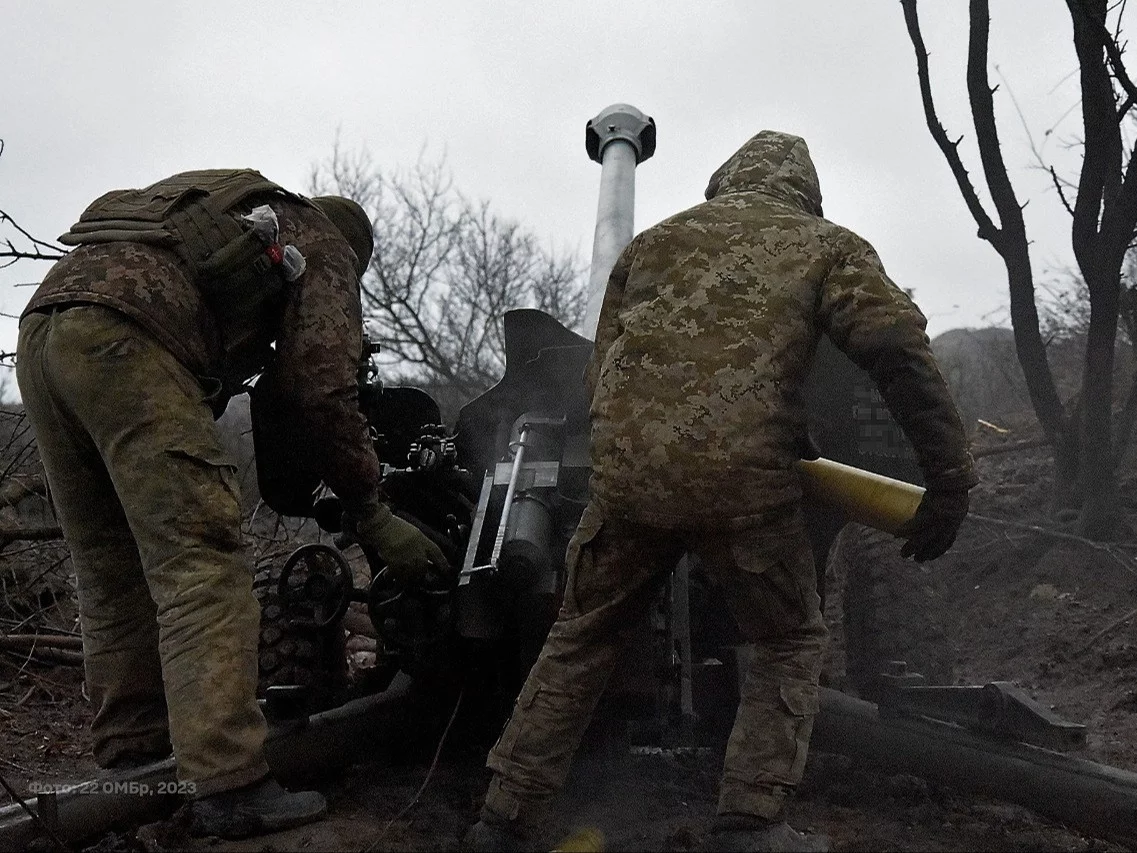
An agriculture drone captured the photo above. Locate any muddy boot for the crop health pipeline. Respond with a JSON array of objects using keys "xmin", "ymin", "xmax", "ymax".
[
  {"xmin": 188, "ymin": 777, "xmax": 327, "ymax": 839},
  {"xmin": 461, "ymin": 814, "xmax": 531, "ymax": 852},
  {"xmin": 708, "ymin": 814, "xmax": 830, "ymax": 853}
]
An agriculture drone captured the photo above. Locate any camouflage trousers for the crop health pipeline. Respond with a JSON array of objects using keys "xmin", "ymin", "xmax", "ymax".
[
  {"xmin": 484, "ymin": 500, "xmax": 828, "ymax": 830},
  {"xmin": 16, "ymin": 305, "xmax": 268, "ymax": 797}
]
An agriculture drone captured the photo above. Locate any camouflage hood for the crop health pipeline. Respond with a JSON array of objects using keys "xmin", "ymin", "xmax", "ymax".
[{"xmin": 704, "ymin": 130, "xmax": 823, "ymax": 217}]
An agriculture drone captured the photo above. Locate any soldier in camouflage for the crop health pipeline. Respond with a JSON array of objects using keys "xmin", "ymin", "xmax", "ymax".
[
  {"xmin": 16, "ymin": 170, "xmax": 446, "ymax": 839},
  {"xmin": 464, "ymin": 131, "xmax": 976, "ymax": 853}
]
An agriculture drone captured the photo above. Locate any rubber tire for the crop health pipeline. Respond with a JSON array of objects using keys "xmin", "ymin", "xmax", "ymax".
[
  {"xmin": 823, "ymin": 522, "xmax": 954, "ymax": 699},
  {"xmin": 253, "ymin": 550, "xmax": 348, "ymax": 713}
]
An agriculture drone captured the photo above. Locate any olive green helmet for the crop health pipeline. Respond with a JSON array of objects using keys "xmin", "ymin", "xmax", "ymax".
[{"xmin": 310, "ymin": 196, "xmax": 374, "ymax": 278}]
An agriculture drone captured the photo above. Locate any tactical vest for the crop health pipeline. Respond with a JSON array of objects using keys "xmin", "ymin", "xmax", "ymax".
[{"xmin": 57, "ymin": 169, "xmax": 307, "ymax": 315}]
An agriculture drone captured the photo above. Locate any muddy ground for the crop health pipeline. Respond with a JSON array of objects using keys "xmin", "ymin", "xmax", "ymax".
[{"xmin": 3, "ymin": 433, "xmax": 1137, "ymax": 852}]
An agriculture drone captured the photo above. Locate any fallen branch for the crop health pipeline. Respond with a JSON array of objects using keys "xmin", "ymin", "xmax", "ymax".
[
  {"xmin": 966, "ymin": 512, "xmax": 1137, "ymax": 577},
  {"xmin": 1, "ymin": 647, "xmax": 83, "ymax": 666},
  {"xmin": 969, "ymin": 511, "xmax": 1103, "ymax": 546},
  {"xmin": 1076, "ymin": 605, "xmax": 1137, "ymax": 656},
  {"xmin": 969, "ymin": 512, "xmax": 1137, "ymax": 657},
  {"xmin": 0, "ymin": 756, "xmax": 32, "ymax": 775},
  {"xmin": 0, "ymin": 635, "xmax": 82, "ymax": 651},
  {"xmin": 367, "ymin": 686, "xmax": 464, "ymax": 851},
  {"xmin": 0, "ymin": 526, "xmax": 63, "ymax": 546},
  {"xmin": 971, "ymin": 437, "xmax": 1051, "ymax": 459}
]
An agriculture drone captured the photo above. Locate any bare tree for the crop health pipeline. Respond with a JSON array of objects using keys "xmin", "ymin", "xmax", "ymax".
[
  {"xmin": 311, "ymin": 145, "xmax": 586, "ymax": 409},
  {"xmin": 0, "ymin": 141, "xmax": 68, "ymax": 271},
  {"xmin": 902, "ymin": 0, "xmax": 1137, "ymax": 537}
]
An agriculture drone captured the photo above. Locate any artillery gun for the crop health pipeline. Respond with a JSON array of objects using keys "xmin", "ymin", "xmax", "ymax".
[
  {"xmin": 6, "ymin": 105, "xmax": 1137, "ymax": 850},
  {"xmin": 219, "ymin": 103, "xmax": 1137, "ymax": 843}
]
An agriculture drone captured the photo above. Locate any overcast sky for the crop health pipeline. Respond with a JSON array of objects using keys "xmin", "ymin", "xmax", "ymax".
[{"xmin": 1, "ymin": 1, "xmax": 1097, "ymax": 372}]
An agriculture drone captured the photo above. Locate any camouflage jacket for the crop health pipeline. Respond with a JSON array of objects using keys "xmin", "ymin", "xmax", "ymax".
[
  {"xmin": 23, "ymin": 194, "xmax": 382, "ymax": 521},
  {"xmin": 586, "ymin": 130, "xmax": 975, "ymax": 529}
]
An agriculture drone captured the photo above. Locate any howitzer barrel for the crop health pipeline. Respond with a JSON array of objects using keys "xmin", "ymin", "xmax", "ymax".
[
  {"xmin": 814, "ymin": 687, "xmax": 1137, "ymax": 846},
  {"xmin": 583, "ymin": 104, "xmax": 656, "ymax": 337}
]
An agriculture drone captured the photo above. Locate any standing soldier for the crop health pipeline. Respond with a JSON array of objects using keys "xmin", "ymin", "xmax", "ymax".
[
  {"xmin": 464, "ymin": 131, "xmax": 976, "ymax": 852},
  {"xmin": 17, "ymin": 170, "xmax": 446, "ymax": 839}
]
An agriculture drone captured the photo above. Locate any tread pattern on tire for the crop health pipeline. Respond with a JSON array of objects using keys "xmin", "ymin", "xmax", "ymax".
[{"xmin": 253, "ymin": 550, "xmax": 347, "ymax": 712}]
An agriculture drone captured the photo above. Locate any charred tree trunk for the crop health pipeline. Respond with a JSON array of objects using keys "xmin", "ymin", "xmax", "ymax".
[
  {"xmin": 1111, "ymin": 286, "xmax": 1137, "ymax": 466},
  {"xmin": 1066, "ymin": 0, "xmax": 1137, "ymax": 538},
  {"xmin": 1005, "ymin": 256, "xmax": 1066, "ymax": 444},
  {"xmin": 1054, "ymin": 395, "xmax": 1084, "ymax": 513},
  {"xmin": 1078, "ymin": 265, "xmax": 1122, "ymax": 536},
  {"xmin": 1115, "ymin": 371, "xmax": 1137, "ymax": 467}
]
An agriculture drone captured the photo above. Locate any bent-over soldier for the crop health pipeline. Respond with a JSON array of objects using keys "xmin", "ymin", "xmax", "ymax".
[{"xmin": 17, "ymin": 170, "xmax": 446, "ymax": 839}]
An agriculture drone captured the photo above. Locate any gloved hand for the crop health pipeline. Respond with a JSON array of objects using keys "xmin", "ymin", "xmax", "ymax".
[
  {"xmin": 897, "ymin": 486, "xmax": 971, "ymax": 562},
  {"xmin": 353, "ymin": 504, "xmax": 450, "ymax": 585}
]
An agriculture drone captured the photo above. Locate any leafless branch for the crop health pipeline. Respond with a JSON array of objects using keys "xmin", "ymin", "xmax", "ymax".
[
  {"xmin": 966, "ymin": 0, "xmax": 1030, "ymax": 253},
  {"xmin": 1066, "ymin": 0, "xmax": 1137, "ymax": 261},
  {"xmin": 1, "ymin": 646, "xmax": 83, "ymax": 666},
  {"xmin": 1050, "ymin": 166, "xmax": 1079, "ymax": 216},
  {"xmin": 367, "ymin": 687, "xmax": 464, "ymax": 851},
  {"xmin": 900, "ymin": 0, "xmax": 1001, "ymax": 244},
  {"xmin": 1068, "ymin": 0, "xmax": 1137, "ymax": 111},
  {"xmin": 0, "ymin": 208, "xmax": 68, "ymax": 268},
  {"xmin": 1076, "ymin": 603, "xmax": 1137, "ymax": 654},
  {"xmin": 0, "ymin": 140, "xmax": 68, "ymax": 274},
  {"xmin": 967, "ymin": 511, "xmax": 1137, "ymax": 574},
  {"xmin": 311, "ymin": 146, "xmax": 586, "ymax": 411},
  {"xmin": 0, "ymin": 634, "xmax": 82, "ymax": 650},
  {"xmin": 992, "ymin": 61, "xmax": 1081, "ymax": 217}
]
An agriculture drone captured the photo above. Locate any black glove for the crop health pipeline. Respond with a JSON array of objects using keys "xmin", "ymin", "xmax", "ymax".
[{"xmin": 897, "ymin": 486, "xmax": 970, "ymax": 562}]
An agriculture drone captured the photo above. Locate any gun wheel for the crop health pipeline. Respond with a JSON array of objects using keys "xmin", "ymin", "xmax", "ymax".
[
  {"xmin": 824, "ymin": 522, "xmax": 954, "ymax": 699},
  {"xmin": 253, "ymin": 548, "xmax": 348, "ymax": 713}
]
